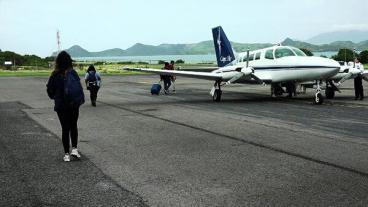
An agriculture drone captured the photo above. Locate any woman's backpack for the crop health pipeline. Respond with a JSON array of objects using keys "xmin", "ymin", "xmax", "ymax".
[
  {"xmin": 87, "ymin": 71, "xmax": 99, "ymax": 89},
  {"xmin": 64, "ymin": 70, "xmax": 85, "ymax": 108}
]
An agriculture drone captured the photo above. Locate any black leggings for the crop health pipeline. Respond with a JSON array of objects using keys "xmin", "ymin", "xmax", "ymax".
[
  {"xmin": 57, "ymin": 108, "xmax": 79, "ymax": 153},
  {"xmin": 354, "ymin": 76, "xmax": 364, "ymax": 99},
  {"xmin": 89, "ymin": 87, "xmax": 99, "ymax": 102}
]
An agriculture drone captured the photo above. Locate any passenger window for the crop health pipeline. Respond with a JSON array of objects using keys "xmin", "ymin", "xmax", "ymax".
[
  {"xmin": 275, "ymin": 48, "xmax": 296, "ymax": 59},
  {"xmin": 255, "ymin": 52, "xmax": 261, "ymax": 60},
  {"xmin": 265, "ymin": 49, "xmax": 274, "ymax": 59}
]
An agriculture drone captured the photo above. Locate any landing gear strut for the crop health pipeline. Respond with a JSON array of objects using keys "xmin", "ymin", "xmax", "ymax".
[
  {"xmin": 314, "ymin": 81, "xmax": 324, "ymax": 105},
  {"xmin": 271, "ymin": 83, "xmax": 284, "ymax": 97},
  {"xmin": 212, "ymin": 80, "xmax": 222, "ymax": 102}
]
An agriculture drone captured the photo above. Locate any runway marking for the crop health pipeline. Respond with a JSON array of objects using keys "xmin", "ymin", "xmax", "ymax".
[{"xmin": 99, "ymin": 100, "xmax": 368, "ymax": 178}]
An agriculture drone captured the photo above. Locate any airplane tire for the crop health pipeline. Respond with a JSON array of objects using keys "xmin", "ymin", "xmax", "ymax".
[
  {"xmin": 325, "ymin": 87, "xmax": 335, "ymax": 99},
  {"xmin": 314, "ymin": 93, "xmax": 324, "ymax": 105},
  {"xmin": 213, "ymin": 89, "xmax": 222, "ymax": 102}
]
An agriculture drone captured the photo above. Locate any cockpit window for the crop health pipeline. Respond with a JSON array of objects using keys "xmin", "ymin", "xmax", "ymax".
[
  {"xmin": 265, "ymin": 49, "xmax": 274, "ymax": 59},
  {"xmin": 291, "ymin": 48, "xmax": 306, "ymax": 56},
  {"xmin": 275, "ymin": 48, "xmax": 296, "ymax": 59}
]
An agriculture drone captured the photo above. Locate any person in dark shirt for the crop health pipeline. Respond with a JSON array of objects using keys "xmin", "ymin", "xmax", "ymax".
[
  {"xmin": 46, "ymin": 51, "xmax": 83, "ymax": 162},
  {"xmin": 354, "ymin": 58, "xmax": 364, "ymax": 100}
]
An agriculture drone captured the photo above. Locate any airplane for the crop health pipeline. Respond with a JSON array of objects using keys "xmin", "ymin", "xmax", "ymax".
[{"xmin": 124, "ymin": 26, "xmax": 341, "ymax": 104}]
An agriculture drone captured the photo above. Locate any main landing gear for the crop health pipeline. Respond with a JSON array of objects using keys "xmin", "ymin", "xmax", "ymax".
[
  {"xmin": 325, "ymin": 80, "xmax": 338, "ymax": 99},
  {"xmin": 211, "ymin": 80, "xmax": 222, "ymax": 102}
]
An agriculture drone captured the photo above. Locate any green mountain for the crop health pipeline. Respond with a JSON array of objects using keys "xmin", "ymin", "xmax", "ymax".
[
  {"xmin": 56, "ymin": 38, "xmax": 368, "ymax": 57},
  {"xmin": 281, "ymin": 38, "xmax": 368, "ymax": 52}
]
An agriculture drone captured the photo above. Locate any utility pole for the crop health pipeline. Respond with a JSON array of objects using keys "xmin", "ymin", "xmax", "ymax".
[
  {"xmin": 353, "ymin": 48, "xmax": 356, "ymax": 68},
  {"xmin": 57, "ymin": 30, "xmax": 61, "ymax": 54}
]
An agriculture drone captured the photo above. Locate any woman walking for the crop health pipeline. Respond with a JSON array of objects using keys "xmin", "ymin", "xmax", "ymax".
[{"xmin": 47, "ymin": 51, "xmax": 84, "ymax": 162}]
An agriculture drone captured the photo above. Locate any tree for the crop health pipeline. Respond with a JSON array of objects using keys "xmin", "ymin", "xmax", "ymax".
[
  {"xmin": 176, "ymin": 59, "xmax": 185, "ymax": 64},
  {"xmin": 300, "ymin": 48, "xmax": 313, "ymax": 56},
  {"xmin": 359, "ymin": 50, "xmax": 368, "ymax": 64},
  {"xmin": 332, "ymin": 49, "xmax": 358, "ymax": 62}
]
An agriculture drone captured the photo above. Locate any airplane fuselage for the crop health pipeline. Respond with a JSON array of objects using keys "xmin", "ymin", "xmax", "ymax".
[{"xmin": 212, "ymin": 46, "xmax": 340, "ymax": 84}]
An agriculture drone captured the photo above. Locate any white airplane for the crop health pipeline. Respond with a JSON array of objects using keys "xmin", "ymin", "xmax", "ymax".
[{"xmin": 124, "ymin": 26, "xmax": 340, "ymax": 104}]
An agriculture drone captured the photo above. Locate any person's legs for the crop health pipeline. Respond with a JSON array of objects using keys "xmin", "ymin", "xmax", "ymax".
[
  {"xmin": 163, "ymin": 78, "xmax": 169, "ymax": 91},
  {"xmin": 167, "ymin": 79, "xmax": 171, "ymax": 89},
  {"xmin": 69, "ymin": 108, "xmax": 79, "ymax": 149},
  {"xmin": 359, "ymin": 81, "xmax": 364, "ymax": 100},
  {"xmin": 354, "ymin": 78, "xmax": 359, "ymax": 99},
  {"xmin": 89, "ymin": 89, "xmax": 94, "ymax": 104},
  {"xmin": 90, "ymin": 88, "xmax": 98, "ymax": 106},
  {"xmin": 57, "ymin": 110, "xmax": 71, "ymax": 154}
]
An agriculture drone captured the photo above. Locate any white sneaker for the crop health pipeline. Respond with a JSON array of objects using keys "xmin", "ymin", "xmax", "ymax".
[
  {"xmin": 63, "ymin": 154, "xmax": 71, "ymax": 162},
  {"xmin": 71, "ymin": 148, "xmax": 81, "ymax": 158}
]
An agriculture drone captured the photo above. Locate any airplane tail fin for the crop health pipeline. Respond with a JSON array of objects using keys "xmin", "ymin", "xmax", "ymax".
[{"xmin": 212, "ymin": 26, "xmax": 236, "ymax": 67}]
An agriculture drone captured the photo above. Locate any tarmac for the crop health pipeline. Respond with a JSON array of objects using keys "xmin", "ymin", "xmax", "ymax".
[{"xmin": 1, "ymin": 75, "xmax": 368, "ymax": 206}]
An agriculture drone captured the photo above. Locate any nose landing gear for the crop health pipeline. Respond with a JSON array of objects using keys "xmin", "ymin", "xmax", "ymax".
[{"xmin": 314, "ymin": 81, "xmax": 324, "ymax": 105}]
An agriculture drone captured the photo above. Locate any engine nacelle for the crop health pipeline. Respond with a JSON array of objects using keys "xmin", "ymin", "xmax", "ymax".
[{"xmin": 241, "ymin": 67, "xmax": 254, "ymax": 76}]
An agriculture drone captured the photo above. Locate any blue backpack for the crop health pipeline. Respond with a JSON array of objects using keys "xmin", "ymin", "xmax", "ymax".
[{"xmin": 64, "ymin": 70, "xmax": 85, "ymax": 108}]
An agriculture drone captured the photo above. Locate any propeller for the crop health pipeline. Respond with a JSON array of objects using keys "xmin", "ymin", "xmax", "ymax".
[
  {"xmin": 226, "ymin": 48, "xmax": 265, "ymax": 85},
  {"xmin": 337, "ymin": 67, "xmax": 362, "ymax": 86},
  {"xmin": 226, "ymin": 67, "xmax": 253, "ymax": 85}
]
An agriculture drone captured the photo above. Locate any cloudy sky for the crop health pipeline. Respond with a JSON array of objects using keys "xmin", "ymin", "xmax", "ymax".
[{"xmin": 0, "ymin": 0, "xmax": 367, "ymax": 57}]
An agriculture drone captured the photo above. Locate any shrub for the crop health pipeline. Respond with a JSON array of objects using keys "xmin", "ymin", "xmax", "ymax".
[
  {"xmin": 176, "ymin": 59, "xmax": 185, "ymax": 64},
  {"xmin": 359, "ymin": 50, "xmax": 368, "ymax": 64}
]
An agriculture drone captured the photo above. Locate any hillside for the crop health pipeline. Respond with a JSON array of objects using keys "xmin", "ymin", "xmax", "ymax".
[
  {"xmin": 57, "ymin": 38, "xmax": 368, "ymax": 57},
  {"xmin": 282, "ymin": 38, "xmax": 368, "ymax": 52}
]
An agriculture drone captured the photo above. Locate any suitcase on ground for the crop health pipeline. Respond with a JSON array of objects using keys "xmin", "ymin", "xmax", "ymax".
[{"xmin": 151, "ymin": 83, "xmax": 162, "ymax": 95}]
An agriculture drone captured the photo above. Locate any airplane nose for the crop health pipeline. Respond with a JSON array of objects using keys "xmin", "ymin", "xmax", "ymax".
[{"xmin": 322, "ymin": 58, "xmax": 340, "ymax": 74}]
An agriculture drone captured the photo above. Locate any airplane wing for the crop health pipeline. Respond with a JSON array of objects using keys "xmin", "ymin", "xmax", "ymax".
[{"xmin": 123, "ymin": 67, "xmax": 223, "ymax": 81}]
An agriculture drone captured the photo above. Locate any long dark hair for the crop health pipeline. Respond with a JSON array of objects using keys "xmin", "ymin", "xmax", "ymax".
[
  {"xmin": 52, "ymin": 51, "xmax": 73, "ymax": 75},
  {"xmin": 87, "ymin": 64, "xmax": 96, "ymax": 73}
]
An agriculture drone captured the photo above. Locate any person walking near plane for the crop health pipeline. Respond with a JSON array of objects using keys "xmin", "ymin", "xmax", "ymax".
[
  {"xmin": 47, "ymin": 51, "xmax": 84, "ymax": 162},
  {"xmin": 85, "ymin": 65, "xmax": 101, "ymax": 106},
  {"xmin": 161, "ymin": 62, "xmax": 172, "ymax": 94},
  {"xmin": 354, "ymin": 58, "xmax": 365, "ymax": 100},
  {"xmin": 169, "ymin": 60, "xmax": 176, "ymax": 92}
]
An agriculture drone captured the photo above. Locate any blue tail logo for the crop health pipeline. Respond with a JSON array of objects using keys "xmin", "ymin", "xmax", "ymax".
[{"xmin": 212, "ymin": 26, "xmax": 235, "ymax": 67}]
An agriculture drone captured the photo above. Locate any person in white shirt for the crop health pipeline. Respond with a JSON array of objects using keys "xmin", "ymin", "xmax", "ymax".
[
  {"xmin": 354, "ymin": 58, "xmax": 364, "ymax": 100},
  {"xmin": 84, "ymin": 65, "xmax": 101, "ymax": 106}
]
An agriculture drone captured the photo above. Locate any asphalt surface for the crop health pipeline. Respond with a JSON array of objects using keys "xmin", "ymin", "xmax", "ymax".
[
  {"xmin": 0, "ymin": 102, "xmax": 147, "ymax": 207},
  {"xmin": 1, "ymin": 75, "xmax": 368, "ymax": 206}
]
